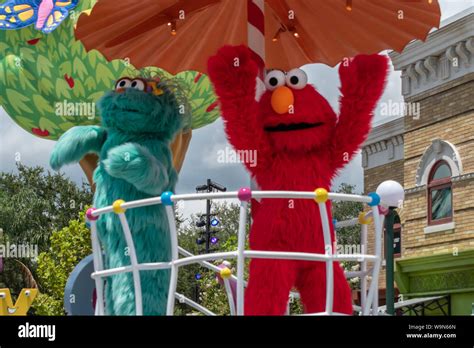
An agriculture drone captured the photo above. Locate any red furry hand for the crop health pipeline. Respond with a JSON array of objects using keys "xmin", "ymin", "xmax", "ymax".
[
  {"xmin": 339, "ymin": 54, "xmax": 389, "ymax": 101},
  {"xmin": 208, "ymin": 45, "xmax": 259, "ymax": 98}
]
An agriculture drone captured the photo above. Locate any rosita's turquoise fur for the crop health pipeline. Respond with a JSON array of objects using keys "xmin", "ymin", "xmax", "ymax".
[{"xmin": 50, "ymin": 80, "xmax": 183, "ymax": 315}]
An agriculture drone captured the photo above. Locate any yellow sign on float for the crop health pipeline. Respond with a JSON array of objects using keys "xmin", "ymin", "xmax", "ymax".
[{"xmin": 0, "ymin": 288, "xmax": 38, "ymax": 316}]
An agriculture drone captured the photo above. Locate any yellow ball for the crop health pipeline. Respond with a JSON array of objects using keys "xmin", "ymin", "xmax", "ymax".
[
  {"xmin": 112, "ymin": 199, "xmax": 126, "ymax": 214},
  {"xmin": 220, "ymin": 267, "xmax": 232, "ymax": 279},
  {"xmin": 358, "ymin": 212, "xmax": 373, "ymax": 225},
  {"xmin": 314, "ymin": 188, "xmax": 328, "ymax": 204}
]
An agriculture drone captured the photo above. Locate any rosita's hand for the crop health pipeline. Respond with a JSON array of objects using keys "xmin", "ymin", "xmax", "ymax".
[{"xmin": 208, "ymin": 45, "xmax": 259, "ymax": 99}]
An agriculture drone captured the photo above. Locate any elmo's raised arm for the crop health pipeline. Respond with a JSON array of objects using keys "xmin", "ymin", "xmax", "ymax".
[
  {"xmin": 330, "ymin": 54, "xmax": 389, "ymax": 172},
  {"xmin": 208, "ymin": 45, "xmax": 271, "ymax": 176}
]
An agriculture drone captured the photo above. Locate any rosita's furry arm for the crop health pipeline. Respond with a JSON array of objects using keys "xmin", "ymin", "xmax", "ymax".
[
  {"xmin": 50, "ymin": 126, "xmax": 107, "ymax": 170},
  {"xmin": 102, "ymin": 143, "xmax": 171, "ymax": 196},
  {"xmin": 330, "ymin": 54, "xmax": 389, "ymax": 172},
  {"xmin": 208, "ymin": 45, "xmax": 271, "ymax": 175}
]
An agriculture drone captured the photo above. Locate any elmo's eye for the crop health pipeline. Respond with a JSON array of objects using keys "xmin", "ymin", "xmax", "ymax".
[
  {"xmin": 131, "ymin": 79, "xmax": 146, "ymax": 91},
  {"xmin": 115, "ymin": 78, "xmax": 131, "ymax": 90},
  {"xmin": 264, "ymin": 70, "xmax": 285, "ymax": 91},
  {"xmin": 286, "ymin": 69, "xmax": 308, "ymax": 89}
]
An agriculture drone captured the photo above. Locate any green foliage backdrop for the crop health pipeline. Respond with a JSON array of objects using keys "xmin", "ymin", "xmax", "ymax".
[
  {"xmin": 0, "ymin": 0, "xmax": 220, "ymax": 140},
  {"xmin": 32, "ymin": 212, "xmax": 92, "ymax": 316}
]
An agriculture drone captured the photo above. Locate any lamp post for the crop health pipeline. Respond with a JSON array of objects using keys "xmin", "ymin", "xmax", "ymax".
[
  {"xmin": 376, "ymin": 180, "xmax": 405, "ymax": 316},
  {"xmin": 195, "ymin": 179, "xmax": 227, "ymax": 254},
  {"xmin": 385, "ymin": 207, "xmax": 396, "ymax": 315}
]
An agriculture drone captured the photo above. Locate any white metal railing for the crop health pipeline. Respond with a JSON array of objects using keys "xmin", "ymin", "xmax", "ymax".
[{"xmin": 86, "ymin": 188, "xmax": 385, "ymax": 316}]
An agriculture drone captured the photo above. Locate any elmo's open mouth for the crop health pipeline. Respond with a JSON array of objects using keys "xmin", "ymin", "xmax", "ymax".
[{"xmin": 264, "ymin": 122, "xmax": 324, "ymax": 132}]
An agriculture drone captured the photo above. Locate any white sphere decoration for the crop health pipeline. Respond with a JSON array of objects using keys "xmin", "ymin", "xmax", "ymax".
[{"xmin": 376, "ymin": 180, "xmax": 404, "ymax": 208}]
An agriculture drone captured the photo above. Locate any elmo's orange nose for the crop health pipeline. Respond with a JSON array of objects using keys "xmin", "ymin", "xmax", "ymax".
[{"xmin": 271, "ymin": 86, "xmax": 294, "ymax": 114}]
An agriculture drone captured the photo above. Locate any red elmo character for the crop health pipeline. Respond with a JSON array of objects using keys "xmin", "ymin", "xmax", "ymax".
[{"xmin": 208, "ymin": 45, "xmax": 388, "ymax": 315}]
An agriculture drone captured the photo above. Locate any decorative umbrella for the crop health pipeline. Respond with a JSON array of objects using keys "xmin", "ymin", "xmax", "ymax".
[{"xmin": 75, "ymin": 0, "xmax": 441, "ymax": 77}]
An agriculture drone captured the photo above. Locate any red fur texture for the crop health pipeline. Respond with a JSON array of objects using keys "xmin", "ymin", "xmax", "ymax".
[{"xmin": 208, "ymin": 45, "xmax": 388, "ymax": 315}]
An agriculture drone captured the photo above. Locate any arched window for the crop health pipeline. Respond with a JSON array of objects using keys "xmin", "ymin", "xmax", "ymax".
[{"xmin": 428, "ymin": 160, "xmax": 453, "ymax": 225}]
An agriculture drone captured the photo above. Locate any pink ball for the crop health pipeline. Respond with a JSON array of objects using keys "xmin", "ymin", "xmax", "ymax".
[
  {"xmin": 237, "ymin": 187, "xmax": 252, "ymax": 201},
  {"xmin": 378, "ymin": 206, "xmax": 389, "ymax": 216},
  {"xmin": 86, "ymin": 208, "xmax": 99, "ymax": 221}
]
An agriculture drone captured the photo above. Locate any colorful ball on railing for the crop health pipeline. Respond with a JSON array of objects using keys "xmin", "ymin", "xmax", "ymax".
[
  {"xmin": 358, "ymin": 212, "xmax": 373, "ymax": 225},
  {"xmin": 112, "ymin": 199, "xmax": 126, "ymax": 214},
  {"xmin": 86, "ymin": 207, "xmax": 98, "ymax": 221},
  {"xmin": 314, "ymin": 188, "xmax": 328, "ymax": 203},
  {"xmin": 367, "ymin": 192, "xmax": 380, "ymax": 207},
  {"xmin": 378, "ymin": 206, "xmax": 389, "ymax": 216},
  {"xmin": 237, "ymin": 187, "xmax": 252, "ymax": 202},
  {"xmin": 160, "ymin": 191, "xmax": 174, "ymax": 206},
  {"xmin": 220, "ymin": 267, "xmax": 232, "ymax": 279}
]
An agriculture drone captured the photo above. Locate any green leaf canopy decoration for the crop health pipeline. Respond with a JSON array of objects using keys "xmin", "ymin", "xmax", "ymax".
[{"xmin": 0, "ymin": 0, "xmax": 220, "ymax": 141}]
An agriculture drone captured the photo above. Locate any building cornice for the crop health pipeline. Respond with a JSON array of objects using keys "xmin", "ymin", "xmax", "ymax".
[
  {"xmin": 389, "ymin": 11, "xmax": 474, "ymax": 98},
  {"xmin": 362, "ymin": 117, "xmax": 404, "ymax": 169},
  {"xmin": 366, "ymin": 117, "xmax": 404, "ymax": 146},
  {"xmin": 390, "ymin": 11, "xmax": 474, "ymax": 69}
]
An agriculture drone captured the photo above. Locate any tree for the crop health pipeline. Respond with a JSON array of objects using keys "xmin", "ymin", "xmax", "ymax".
[
  {"xmin": 31, "ymin": 211, "xmax": 92, "ymax": 316},
  {"xmin": 332, "ymin": 183, "xmax": 364, "ymax": 290},
  {"xmin": 0, "ymin": 164, "xmax": 92, "ymax": 301},
  {"xmin": 332, "ymin": 183, "xmax": 364, "ymax": 249},
  {"xmin": 0, "ymin": 164, "xmax": 92, "ymax": 252},
  {"xmin": 0, "ymin": 228, "xmax": 38, "ymax": 300}
]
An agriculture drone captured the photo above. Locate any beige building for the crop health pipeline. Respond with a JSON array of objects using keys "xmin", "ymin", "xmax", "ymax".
[{"xmin": 362, "ymin": 8, "xmax": 474, "ymax": 315}]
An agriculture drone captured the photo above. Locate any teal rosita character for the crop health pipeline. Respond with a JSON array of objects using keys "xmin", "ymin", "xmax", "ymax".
[{"xmin": 50, "ymin": 75, "xmax": 185, "ymax": 315}]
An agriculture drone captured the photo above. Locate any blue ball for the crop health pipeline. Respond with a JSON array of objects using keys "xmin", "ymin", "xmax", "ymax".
[
  {"xmin": 160, "ymin": 191, "xmax": 174, "ymax": 206},
  {"xmin": 368, "ymin": 192, "xmax": 381, "ymax": 207}
]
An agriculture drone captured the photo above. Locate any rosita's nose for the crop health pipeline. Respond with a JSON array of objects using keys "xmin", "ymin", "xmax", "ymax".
[
  {"xmin": 271, "ymin": 86, "xmax": 294, "ymax": 114},
  {"xmin": 116, "ymin": 88, "xmax": 125, "ymax": 94}
]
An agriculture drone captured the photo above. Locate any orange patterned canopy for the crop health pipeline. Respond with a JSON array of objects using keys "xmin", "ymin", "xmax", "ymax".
[{"xmin": 75, "ymin": 0, "xmax": 440, "ymax": 73}]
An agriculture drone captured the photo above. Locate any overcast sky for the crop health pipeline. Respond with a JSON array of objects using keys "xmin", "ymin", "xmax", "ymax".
[{"xmin": 0, "ymin": 0, "xmax": 472, "ymax": 220}]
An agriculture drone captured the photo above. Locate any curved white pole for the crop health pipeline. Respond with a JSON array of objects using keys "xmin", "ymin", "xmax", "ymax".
[
  {"xmin": 166, "ymin": 205, "xmax": 179, "ymax": 316},
  {"xmin": 318, "ymin": 202, "xmax": 333, "ymax": 314},
  {"xmin": 90, "ymin": 220, "xmax": 105, "ymax": 316},
  {"xmin": 118, "ymin": 213, "xmax": 143, "ymax": 316},
  {"xmin": 236, "ymin": 201, "xmax": 248, "ymax": 315},
  {"xmin": 363, "ymin": 207, "xmax": 383, "ymax": 315}
]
